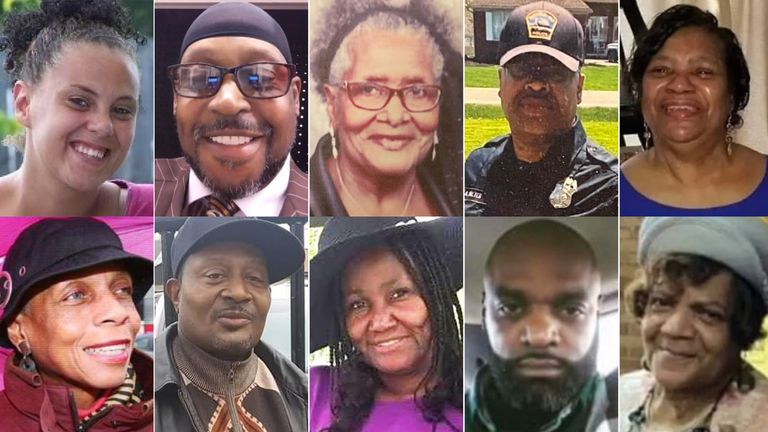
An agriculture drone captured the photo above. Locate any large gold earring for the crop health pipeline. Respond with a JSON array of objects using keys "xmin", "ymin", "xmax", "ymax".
[{"xmin": 726, "ymin": 114, "xmax": 734, "ymax": 157}]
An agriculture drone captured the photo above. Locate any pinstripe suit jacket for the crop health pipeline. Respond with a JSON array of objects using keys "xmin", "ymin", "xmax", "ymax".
[{"xmin": 154, "ymin": 157, "xmax": 308, "ymax": 216}]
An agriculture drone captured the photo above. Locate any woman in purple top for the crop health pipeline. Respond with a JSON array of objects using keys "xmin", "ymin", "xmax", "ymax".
[
  {"xmin": 310, "ymin": 217, "xmax": 464, "ymax": 431},
  {"xmin": 0, "ymin": 0, "xmax": 152, "ymax": 216}
]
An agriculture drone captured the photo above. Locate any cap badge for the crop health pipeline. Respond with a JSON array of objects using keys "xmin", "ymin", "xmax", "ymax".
[{"xmin": 526, "ymin": 10, "xmax": 558, "ymax": 41}]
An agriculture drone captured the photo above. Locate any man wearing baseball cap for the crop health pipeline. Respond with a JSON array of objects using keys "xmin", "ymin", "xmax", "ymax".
[
  {"xmin": 154, "ymin": 218, "xmax": 307, "ymax": 431},
  {"xmin": 155, "ymin": 0, "xmax": 308, "ymax": 217},
  {"xmin": 465, "ymin": 1, "xmax": 618, "ymax": 216}
]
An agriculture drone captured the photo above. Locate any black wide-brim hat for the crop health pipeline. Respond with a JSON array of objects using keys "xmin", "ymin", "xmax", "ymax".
[
  {"xmin": 0, "ymin": 218, "xmax": 154, "ymax": 348},
  {"xmin": 309, "ymin": 217, "xmax": 462, "ymax": 352},
  {"xmin": 171, "ymin": 218, "xmax": 304, "ymax": 284}
]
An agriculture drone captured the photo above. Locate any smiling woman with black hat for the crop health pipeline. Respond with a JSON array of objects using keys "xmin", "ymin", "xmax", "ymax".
[
  {"xmin": 621, "ymin": 217, "xmax": 768, "ymax": 432},
  {"xmin": 0, "ymin": 218, "xmax": 154, "ymax": 431},
  {"xmin": 310, "ymin": 217, "xmax": 463, "ymax": 431}
]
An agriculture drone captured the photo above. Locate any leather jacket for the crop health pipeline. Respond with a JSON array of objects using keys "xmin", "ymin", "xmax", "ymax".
[{"xmin": 465, "ymin": 120, "xmax": 618, "ymax": 216}]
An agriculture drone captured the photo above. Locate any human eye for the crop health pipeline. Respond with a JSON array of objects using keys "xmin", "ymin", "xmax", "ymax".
[
  {"xmin": 647, "ymin": 64, "xmax": 671, "ymax": 77},
  {"xmin": 112, "ymin": 104, "xmax": 136, "ymax": 119},
  {"xmin": 346, "ymin": 297, "xmax": 368, "ymax": 314},
  {"xmin": 695, "ymin": 68, "xmax": 716, "ymax": 78},
  {"xmin": 203, "ymin": 270, "xmax": 226, "ymax": 283},
  {"xmin": 495, "ymin": 300, "xmax": 524, "ymax": 318},
  {"xmin": 559, "ymin": 302, "xmax": 587, "ymax": 318},
  {"xmin": 390, "ymin": 287, "xmax": 414, "ymax": 301},
  {"xmin": 67, "ymin": 96, "xmax": 90, "ymax": 110},
  {"xmin": 63, "ymin": 290, "xmax": 87, "ymax": 303},
  {"xmin": 114, "ymin": 284, "xmax": 134, "ymax": 298},
  {"xmin": 648, "ymin": 293, "xmax": 674, "ymax": 312}
]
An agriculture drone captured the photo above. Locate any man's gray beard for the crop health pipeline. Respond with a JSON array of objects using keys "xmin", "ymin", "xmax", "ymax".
[
  {"xmin": 184, "ymin": 143, "xmax": 291, "ymax": 202},
  {"xmin": 487, "ymin": 334, "xmax": 598, "ymax": 413}
]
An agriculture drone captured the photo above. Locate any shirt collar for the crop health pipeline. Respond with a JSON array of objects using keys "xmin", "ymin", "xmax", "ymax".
[{"xmin": 187, "ymin": 158, "xmax": 290, "ymax": 216}]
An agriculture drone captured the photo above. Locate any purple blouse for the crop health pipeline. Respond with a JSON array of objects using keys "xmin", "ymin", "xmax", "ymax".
[{"xmin": 310, "ymin": 366, "xmax": 463, "ymax": 431}]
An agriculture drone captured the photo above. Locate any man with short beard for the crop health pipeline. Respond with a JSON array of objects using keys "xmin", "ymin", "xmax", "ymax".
[
  {"xmin": 466, "ymin": 219, "xmax": 618, "ymax": 432},
  {"xmin": 464, "ymin": 2, "xmax": 617, "ymax": 216},
  {"xmin": 155, "ymin": 218, "xmax": 307, "ymax": 431},
  {"xmin": 155, "ymin": 1, "xmax": 308, "ymax": 217}
]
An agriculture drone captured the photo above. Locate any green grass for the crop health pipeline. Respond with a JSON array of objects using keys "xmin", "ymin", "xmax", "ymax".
[
  {"xmin": 464, "ymin": 105, "xmax": 618, "ymax": 158},
  {"xmin": 465, "ymin": 64, "xmax": 618, "ymax": 91}
]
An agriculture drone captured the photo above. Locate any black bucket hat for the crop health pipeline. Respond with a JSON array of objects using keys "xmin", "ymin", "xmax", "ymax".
[
  {"xmin": 171, "ymin": 218, "xmax": 304, "ymax": 284},
  {"xmin": 309, "ymin": 217, "xmax": 462, "ymax": 352},
  {"xmin": 0, "ymin": 218, "xmax": 153, "ymax": 348}
]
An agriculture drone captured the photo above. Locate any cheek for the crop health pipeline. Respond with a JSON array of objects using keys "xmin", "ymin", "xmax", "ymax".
[
  {"xmin": 640, "ymin": 316, "xmax": 662, "ymax": 346},
  {"xmin": 411, "ymin": 111, "xmax": 439, "ymax": 133},
  {"xmin": 337, "ymin": 103, "xmax": 376, "ymax": 133},
  {"xmin": 345, "ymin": 315, "xmax": 367, "ymax": 345}
]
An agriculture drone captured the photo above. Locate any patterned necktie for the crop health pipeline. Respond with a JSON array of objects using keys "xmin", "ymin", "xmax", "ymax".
[{"xmin": 186, "ymin": 195, "xmax": 241, "ymax": 217}]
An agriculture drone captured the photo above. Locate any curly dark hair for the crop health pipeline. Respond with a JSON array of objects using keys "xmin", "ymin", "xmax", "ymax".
[
  {"xmin": 323, "ymin": 230, "xmax": 463, "ymax": 432},
  {"xmin": 628, "ymin": 4, "xmax": 750, "ymax": 135},
  {"xmin": 0, "ymin": 0, "xmax": 145, "ymax": 83},
  {"xmin": 310, "ymin": 0, "xmax": 463, "ymax": 215},
  {"xmin": 625, "ymin": 253, "xmax": 767, "ymax": 351}
]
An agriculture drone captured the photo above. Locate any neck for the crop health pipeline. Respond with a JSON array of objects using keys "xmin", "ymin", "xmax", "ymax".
[
  {"xmin": 172, "ymin": 328, "xmax": 259, "ymax": 394},
  {"xmin": 649, "ymin": 134, "xmax": 731, "ymax": 184},
  {"xmin": 330, "ymin": 156, "xmax": 418, "ymax": 216},
  {"xmin": 649, "ymin": 372, "xmax": 734, "ymax": 428},
  {"xmin": 376, "ymin": 368, "xmax": 432, "ymax": 401},
  {"xmin": 9, "ymin": 161, "xmax": 109, "ymax": 215},
  {"xmin": 510, "ymin": 129, "xmax": 561, "ymax": 163}
]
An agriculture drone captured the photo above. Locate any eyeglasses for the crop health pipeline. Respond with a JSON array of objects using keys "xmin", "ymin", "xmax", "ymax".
[
  {"xmin": 339, "ymin": 81, "xmax": 442, "ymax": 113},
  {"xmin": 503, "ymin": 62, "xmax": 575, "ymax": 84},
  {"xmin": 168, "ymin": 62, "xmax": 296, "ymax": 99}
]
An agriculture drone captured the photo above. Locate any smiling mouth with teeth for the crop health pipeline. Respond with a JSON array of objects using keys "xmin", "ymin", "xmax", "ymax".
[
  {"xmin": 83, "ymin": 343, "xmax": 129, "ymax": 356},
  {"xmin": 208, "ymin": 135, "xmax": 257, "ymax": 146},
  {"xmin": 74, "ymin": 144, "xmax": 107, "ymax": 160}
]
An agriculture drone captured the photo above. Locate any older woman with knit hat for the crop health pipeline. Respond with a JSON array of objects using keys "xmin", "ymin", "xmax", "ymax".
[
  {"xmin": 0, "ymin": 218, "xmax": 154, "ymax": 431},
  {"xmin": 621, "ymin": 217, "xmax": 768, "ymax": 432}
]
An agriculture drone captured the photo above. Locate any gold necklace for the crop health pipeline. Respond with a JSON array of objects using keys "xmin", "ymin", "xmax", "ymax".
[{"xmin": 334, "ymin": 159, "xmax": 416, "ymax": 216}]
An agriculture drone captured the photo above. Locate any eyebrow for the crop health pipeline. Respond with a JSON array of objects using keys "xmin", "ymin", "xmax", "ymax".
[
  {"xmin": 492, "ymin": 286, "xmax": 590, "ymax": 302},
  {"xmin": 68, "ymin": 84, "xmax": 138, "ymax": 104},
  {"xmin": 650, "ymin": 54, "xmax": 721, "ymax": 64},
  {"xmin": 360, "ymin": 75, "xmax": 431, "ymax": 85}
]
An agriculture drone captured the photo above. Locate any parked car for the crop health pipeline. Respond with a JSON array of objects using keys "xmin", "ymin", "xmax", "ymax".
[{"xmin": 606, "ymin": 42, "xmax": 619, "ymax": 63}]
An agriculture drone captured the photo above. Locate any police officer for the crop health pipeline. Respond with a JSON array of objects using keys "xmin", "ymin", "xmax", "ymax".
[{"xmin": 465, "ymin": 2, "xmax": 618, "ymax": 216}]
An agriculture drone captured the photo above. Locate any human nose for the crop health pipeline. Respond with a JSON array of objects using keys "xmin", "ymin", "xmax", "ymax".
[
  {"xmin": 221, "ymin": 276, "xmax": 252, "ymax": 303},
  {"xmin": 665, "ymin": 71, "xmax": 695, "ymax": 93},
  {"xmin": 378, "ymin": 91, "xmax": 411, "ymax": 126},
  {"xmin": 208, "ymin": 75, "xmax": 251, "ymax": 116},
  {"xmin": 87, "ymin": 109, "xmax": 114, "ymax": 138},
  {"xmin": 94, "ymin": 292, "xmax": 133, "ymax": 325},
  {"xmin": 520, "ymin": 306, "xmax": 560, "ymax": 348},
  {"xmin": 524, "ymin": 76, "xmax": 550, "ymax": 94},
  {"xmin": 368, "ymin": 303, "xmax": 397, "ymax": 332},
  {"xmin": 659, "ymin": 306, "xmax": 695, "ymax": 338}
]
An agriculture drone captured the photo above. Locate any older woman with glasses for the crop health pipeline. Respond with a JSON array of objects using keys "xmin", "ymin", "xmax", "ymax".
[{"xmin": 309, "ymin": 0, "xmax": 463, "ymax": 216}]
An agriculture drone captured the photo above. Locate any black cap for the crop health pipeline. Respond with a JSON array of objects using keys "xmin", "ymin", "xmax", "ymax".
[
  {"xmin": 0, "ymin": 218, "xmax": 153, "ymax": 348},
  {"xmin": 180, "ymin": 0, "xmax": 293, "ymax": 64},
  {"xmin": 497, "ymin": 1, "xmax": 584, "ymax": 71},
  {"xmin": 171, "ymin": 218, "xmax": 304, "ymax": 284}
]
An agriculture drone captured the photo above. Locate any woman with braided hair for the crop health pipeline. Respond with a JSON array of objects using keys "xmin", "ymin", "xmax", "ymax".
[
  {"xmin": 0, "ymin": 0, "xmax": 152, "ymax": 216},
  {"xmin": 310, "ymin": 217, "xmax": 464, "ymax": 431}
]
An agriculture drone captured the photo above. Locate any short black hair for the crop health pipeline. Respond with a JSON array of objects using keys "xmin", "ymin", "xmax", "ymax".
[
  {"xmin": 0, "ymin": 0, "xmax": 145, "ymax": 83},
  {"xmin": 626, "ymin": 253, "xmax": 767, "ymax": 351},
  {"xmin": 628, "ymin": 5, "xmax": 750, "ymax": 132}
]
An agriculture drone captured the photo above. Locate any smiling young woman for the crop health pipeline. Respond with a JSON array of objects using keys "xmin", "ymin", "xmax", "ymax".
[{"xmin": 0, "ymin": 0, "xmax": 152, "ymax": 216}]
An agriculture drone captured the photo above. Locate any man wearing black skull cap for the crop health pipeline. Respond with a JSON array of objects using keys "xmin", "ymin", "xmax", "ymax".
[
  {"xmin": 155, "ymin": 0, "xmax": 308, "ymax": 217},
  {"xmin": 465, "ymin": 2, "xmax": 618, "ymax": 216}
]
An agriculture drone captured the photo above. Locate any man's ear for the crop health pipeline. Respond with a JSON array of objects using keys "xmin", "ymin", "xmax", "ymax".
[
  {"xmin": 165, "ymin": 278, "xmax": 181, "ymax": 313},
  {"xmin": 291, "ymin": 76, "xmax": 301, "ymax": 117},
  {"xmin": 13, "ymin": 81, "xmax": 32, "ymax": 128}
]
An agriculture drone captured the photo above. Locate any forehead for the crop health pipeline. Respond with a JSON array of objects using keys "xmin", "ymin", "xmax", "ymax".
[
  {"xmin": 487, "ymin": 245, "xmax": 597, "ymax": 295},
  {"xmin": 28, "ymin": 263, "xmax": 133, "ymax": 301},
  {"xmin": 39, "ymin": 42, "xmax": 139, "ymax": 93},
  {"xmin": 342, "ymin": 247, "xmax": 411, "ymax": 292},
  {"xmin": 654, "ymin": 26, "xmax": 725, "ymax": 61},
  {"xmin": 181, "ymin": 36, "xmax": 287, "ymax": 66},
  {"xmin": 343, "ymin": 30, "xmax": 435, "ymax": 82}
]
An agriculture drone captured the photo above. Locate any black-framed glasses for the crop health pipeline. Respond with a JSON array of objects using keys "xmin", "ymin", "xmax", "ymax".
[
  {"xmin": 339, "ymin": 81, "xmax": 442, "ymax": 113},
  {"xmin": 168, "ymin": 62, "xmax": 296, "ymax": 99}
]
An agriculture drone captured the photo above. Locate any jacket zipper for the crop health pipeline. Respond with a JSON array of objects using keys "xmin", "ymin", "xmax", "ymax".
[{"xmin": 226, "ymin": 365, "xmax": 244, "ymax": 432}]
